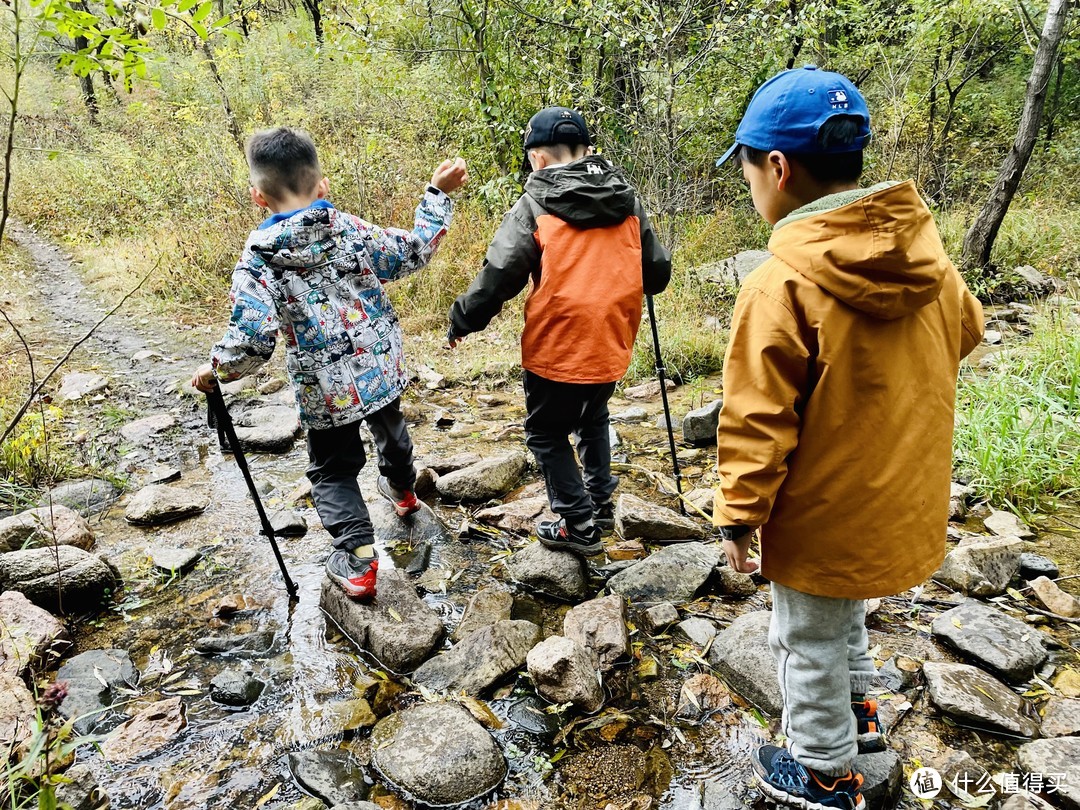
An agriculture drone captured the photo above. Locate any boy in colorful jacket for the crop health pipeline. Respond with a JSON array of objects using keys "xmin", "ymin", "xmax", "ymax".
[
  {"xmin": 193, "ymin": 127, "xmax": 467, "ymax": 600},
  {"xmin": 713, "ymin": 68, "xmax": 983, "ymax": 809},
  {"xmin": 447, "ymin": 107, "xmax": 671, "ymax": 556}
]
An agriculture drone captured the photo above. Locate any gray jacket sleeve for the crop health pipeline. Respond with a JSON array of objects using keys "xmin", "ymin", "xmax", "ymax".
[
  {"xmin": 637, "ymin": 199, "xmax": 672, "ymax": 295},
  {"xmin": 449, "ymin": 197, "xmax": 539, "ymax": 337}
]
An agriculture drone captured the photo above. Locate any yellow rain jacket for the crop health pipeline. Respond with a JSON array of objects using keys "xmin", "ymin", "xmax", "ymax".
[{"xmin": 714, "ymin": 180, "xmax": 984, "ymax": 599}]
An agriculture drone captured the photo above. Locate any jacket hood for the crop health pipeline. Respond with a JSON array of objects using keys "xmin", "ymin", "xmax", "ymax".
[
  {"xmin": 768, "ymin": 180, "xmax": 950, "ymax": 320},
  {"xmin": 249, "ymin": 203, "xmax": 347, "ymax": 267},
  {"xmin": 525, "ymin": 155, "xmax": 637, "ymax": 228}
]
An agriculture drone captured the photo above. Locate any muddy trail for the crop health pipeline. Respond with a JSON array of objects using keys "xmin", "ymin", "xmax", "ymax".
[{"xmin": 4, "ymin": 222, "xmax": 1080, "ymax": 810}]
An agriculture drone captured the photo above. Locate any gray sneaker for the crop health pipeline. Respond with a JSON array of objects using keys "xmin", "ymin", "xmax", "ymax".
[{"xmin": 325, "ymin": 549, "xmax": 378, "ymax": 600}]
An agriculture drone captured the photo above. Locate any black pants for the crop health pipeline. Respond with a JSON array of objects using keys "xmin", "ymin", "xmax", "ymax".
[
  {"xmin": 305, "ymin": 398, "xmax": 416, "ymax": 551},
  {"xmin": 523, "ymin": 370, "xmax": 619, "ymax": 525}
]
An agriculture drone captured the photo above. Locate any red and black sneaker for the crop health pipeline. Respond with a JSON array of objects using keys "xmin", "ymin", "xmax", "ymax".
[
  {"xmin": 536, "ymin": 519, "xmax": 604, "ymax": 556},
  {"xmin": 325, "ymin": 550, "xmax": 378, "ymax": 600},
  {"xmin": 852, "ymin": 698, "xmax": 886, "ymax": 753},
  {"xmin": 377, "ymin": 475, "xmax": 421, "ymax": 517}
]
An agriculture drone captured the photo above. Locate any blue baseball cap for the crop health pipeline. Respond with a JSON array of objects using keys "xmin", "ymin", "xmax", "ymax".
[{"xmin": 716, "ymin": 66, "xmax": 871, "ymax": 167}]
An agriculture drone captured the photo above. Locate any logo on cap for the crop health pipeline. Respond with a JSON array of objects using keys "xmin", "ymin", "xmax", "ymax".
[{"xmin": 828, "ymin": 89, "xmax": 849, "ymax": 109}]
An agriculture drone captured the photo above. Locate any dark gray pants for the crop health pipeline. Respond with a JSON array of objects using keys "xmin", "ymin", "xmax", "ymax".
[
  {"xmin": 306, "ymin": 398, "xmax": 416, "ymax": 551},
  {"xmin": 523, "ymin": 371, "xmax": 618, "ymax": 524}
]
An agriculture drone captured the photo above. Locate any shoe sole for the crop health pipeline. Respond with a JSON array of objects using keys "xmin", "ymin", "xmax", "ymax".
[
  {"xmin": 594, "ymin": 519, "xmax": 615, "ymax": 536},
  {"xmin": 537, "ymin": 534, "xmax": 604, "ymax": 557},
  {"xmin": 753, "ymin": 773, "xmax": 866, "ymax": 810},
  {"xmin": 328, "ymin": 575, "xmax": 376, "ymax": 601}
]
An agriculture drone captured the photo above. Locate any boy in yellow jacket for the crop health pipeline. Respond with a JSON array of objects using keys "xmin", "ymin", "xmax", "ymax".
[{"xmin": 713, "ymin": 67, "xmax": 983, "ymax": 809}]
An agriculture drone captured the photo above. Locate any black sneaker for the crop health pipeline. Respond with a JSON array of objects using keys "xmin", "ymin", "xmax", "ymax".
[
  {"xmin": 325, "ymin": 549, "xmax": 378, "ymax": 600},
  {"xmin": 536, "ymin": 519, "xmax": 604, "ymax": 556},
  {"xmin": 752, "ymin": 745, "xmax": 865, "ymax": 810},
  {"xmin": 594, "ymin": 501, "xmax": 615, "ymax": 534},
  {"xmin": 852, "ymin": 699, "xmax": 885, "ymax": 753}
]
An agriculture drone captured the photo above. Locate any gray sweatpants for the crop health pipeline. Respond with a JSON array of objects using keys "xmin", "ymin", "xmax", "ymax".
[{"xmin": 769, "ymin": 581, "xmax": 877, "ymax": 776}]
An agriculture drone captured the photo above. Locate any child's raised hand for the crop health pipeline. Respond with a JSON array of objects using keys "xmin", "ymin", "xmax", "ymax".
[
  {"xmin": 431, "ymin": 158, "xmax": 468, "ymax": 194},
  {"xmin": 191, "ymin": 363, "xmax": 218, "ymax": 393}
]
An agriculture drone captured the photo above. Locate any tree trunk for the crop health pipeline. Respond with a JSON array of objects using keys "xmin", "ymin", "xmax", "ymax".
[
  {"xmin": 1043, "ymin": 54, "xmax": 1066, "ymax": 150},
  {"xmin": 961, "ymin": 0, "xmax": 1070, "ymax": 271},
  {"xmin": 303, "ymin": 0, "xmax": 323, "ymax": 43},
  {"xmin": 0, "ymin": 0, "xmax": 25, "ymax": 245},
  {"xmin": 202, "ymin": 41, "xmax": 244, "ymax": 153}
]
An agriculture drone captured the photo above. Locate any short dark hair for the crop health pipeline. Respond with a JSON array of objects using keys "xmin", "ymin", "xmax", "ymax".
[
  {"xmin": 735, "ymin": 115, "xmax": 864, "ymax": 184},
  {"xmin": 246, "ymin": 127, "xmax": 322, "ymax": 200}
]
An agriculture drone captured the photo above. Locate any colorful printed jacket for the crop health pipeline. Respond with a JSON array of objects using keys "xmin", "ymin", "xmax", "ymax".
[{"xmin": 210, "ymin": 191, "xmax": 452, "ymax": 429}]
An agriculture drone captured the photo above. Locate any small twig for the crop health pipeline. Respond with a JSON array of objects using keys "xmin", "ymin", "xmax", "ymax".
[{"xmin": 0, "ymin": 255, "xmax": 162, "ymax": 446}]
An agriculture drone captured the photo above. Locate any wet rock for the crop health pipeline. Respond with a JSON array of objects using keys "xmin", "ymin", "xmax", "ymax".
[
  {"xmin": 931, "ymin": 599, "xmax": 1047, "ymax": 683},
  {"xmin": 611, "ymin": 406, "xmax": 648, "ymax": 423},
  {"xmin": 563, "ymin": 594, "xmax": 630, "ymax": 672},
  {"xmin": 371, "ymin": 702, "xmax": 506, "ymax": 806},
  {"xmin": 716, "ymin": 566, "xmax": 757, "ymax": 598},
  {"xmin": 270, "ymin": 510, "xmax": 308, "ymax": 537},
  {"xmin": 54, "ymin": 762, "xmax": 109, "ymax": 810},
  {"xmin": 58, "ymin": 648, "xmax": 139, "ymax": 734},
  {"xmin": 475, "ymin": 496, "xmax": 555, "ymax": 534},
  {"xmin": 938, "ymin": 749, "xmax": 992, "ymax": 802},
  {"xmin": 698, "ymin": 249, "xmax": 772, "ymax": 287},
  {"xmin": 149, "ymin": 545, "xmax": 202, "ymax": 573},
  {"xmin": 923, "ymin": 661, "xmax": 1039, "ymax": 737},
  {"xmin": 39, "ymin": 478, "xmax": 120, "ymax": 517},
  {"xmin": 856, "ymin": 750, "xmax": 903, "ymax": 810},
  {"xmin": 0, "ymin": 672, "xmax": 35, "ymax": 752},
  {"xmin": 879, "ymin": 655, "xmax": 922, "ymax": 692},
  {"xmin": 148, "ymin": 465, "xmax": 181, "ymax": 485},
  {"xmin": 424, "ymin": 452, "xmax": 483, "ymax": 475},
  {"xmin": 607, "ymin": 542, "xmax": 720, "ymax": 604},
  {"xmin": 608, "ymin": 425, "xmax": 621, "ymax": 449},
  {"xmin": 615, "ymin": 494, "xmax": 707, "ymax": 542},
  {"xmin": 1000, "ymin": 792, "xmax": 1056, "ymax": 810},
  {"xmin": 329, "ymin": 805, "xmax": 380, "ymax": 810},
  {"xmin": 677, "ymin": 617, "xmax": 718, "ymax": 647},
  {"xmin": 1041, "ymin": 697, "xmax": 1080, "ymax": 737},
  {"xmin": 0, "ymin": 590, "xmax": 69, "ymax": 678},
  {"xmin": 194, "ymin": 630, "xmax": 275, "ymax": 656},
  {"xmin": 526, "ymin": 635, "xmax": 603, "ymax": 711},
  {"xmin": 414, "ymin": 363, "xmax": 447, "ymax": 390},
  {"xmin": 101, "ymin": 697, "xmax": 186, "ymax": 763},
  {"xmin": 320, "ymin": 568, "xmax": 444, "ymax": 671},
  {"xmin": 1021, "ymin": 552, "xmax": 1059, "ymax": 580},
  {"xmin": 125, "ymin": 484, "xmax": 209, "ymax": 525},
  {"xmin": 984, "ymin": 509, "xmax": 1034, "ymax": 539},
  {"xmin": 948, "ymin": 482, "xmax": 973, "ymax": 521},
  {"xmin": 232, "ymin": 405, "xmax": 301, "ymax": 452},
  {"xmin": 1057, "ymin": 669, "xmax": 1080, "ymax": 698},
  {"xmin": 0, "ymin": 545, "xmax": 120, "ymax": 614},
  {"xmin": 1031, "ymin": 576, "xmax": 1080, "ymax": 618},
  {"xmin": 625, "ymin": 379, "xmax": 675, "ymax": 400},
  {"xmin": 435, "ymin": 453, "xmax": 527, "ymax": 502},
  {"xmin": 605, "ymin": 538, "xmax": 647, "ymax": 561},
  {"xmin": 935, "ymin": 536, "xmax": 1022, "ymax": 596},
  {"xmin": 452, "ymin": 587, "xmax": 513, "ymax": 642},
  {"xmin": 708, "ymin": 611, "xmax": 782, "ymax": 716},
  {"xmin": 0, "ymin": 505, "xmax": 95, "ymax": 552},
  {"xmin": 286, "ymin": 478, "xmax": 313, "ymax": 506},
  {"xmin": 119, "ymin": 413, "xmax": 177, "ymax": 444},
  {"xmin": 1017, "ymin": 738, "xmax": 1080, "ymax": 808},
  {"xmin": 682, "ymin": 399, "xmax": 723, "ymax": 445},
  {"xmin": 1013, "ymin": 265, "xmax": 1059, "ymax": 297},
  {"xmin": 413, "ymin": 619, "xmax": 541, "ymax": 695},
  {"xmin": 983, "ymin": 329, "xmax": 1003, "ymax": 345},
  {"xmin": 685, "ymin": 488, "xmax": 714, "ymax": 517},
  {"xmin": 640, "ymin": 603, "xmax": 679, "ymax": 632},
  {"xmin": 210, "ymin": 669, "xmax": 265, "ymax": 707},
  {"xmin": 59, "ymin": 372, "xmax": 108, "ymax": 401},
  {"xmin": 213, "ymin": 593, "xmax": 247, "ymax": 617},
  {"xmin": 505, "ymin": 542, "xmax": 588, "ymax": 601},
  {"xmin": 676, "ymin": 673, "xmax": 730, "ymax": 720},
  {"xmin": 327, "ymin": 698, "xmax": 378, "ymax": 731},
  {"xmin": 288, "ymin": 750, "xmax": 370, "ymax": 806}
]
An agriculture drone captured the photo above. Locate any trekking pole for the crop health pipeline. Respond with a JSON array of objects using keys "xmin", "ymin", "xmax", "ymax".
[
  {"xmin": 645, "ymin": 294, "xmax": 685, "ymax": 515},
  {"xmin": 205, "ymin": 384, "xmax": 299, "ymax": 600}
]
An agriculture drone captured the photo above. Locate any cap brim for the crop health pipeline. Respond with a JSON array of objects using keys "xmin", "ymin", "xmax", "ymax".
[{"xmin": 715, "ymin": 142, "xmax": 739, "ymax": 167}]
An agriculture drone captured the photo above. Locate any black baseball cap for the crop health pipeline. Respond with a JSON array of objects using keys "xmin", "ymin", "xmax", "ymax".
[{"xmin": 522, "ymin": 107, "xmax": 592, "ymax": 173}]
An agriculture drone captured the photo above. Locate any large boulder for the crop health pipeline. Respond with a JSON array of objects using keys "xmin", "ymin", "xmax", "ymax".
[
  {"xmin": 124, "ymin": 484, "xmax": 209, "ymax": 525},
  {"xmin": 935, "ymin": 537, "xmax": 1022, "ymax": 596},
  {"xmin": 0, "ymin": 505, "xmax": 95, "ymax": 552},
  {"xmin": 368, "ymin": 499, "xmax": 449, "ymax": 548},
  {"xmin": 615, "ymin": 494, "xmax": 707, "ymax": 542},
  {"xmin": 412, "ymin": 619, "xmax": 541, "ymax": 696},
  {"xmin": 931, "ymin": 599, "xmax": 1047, "ymax": 683},
  {"xmin": 563, "ymin": 594, "xmax": 630, "ymax": 672},
  {"xmin": 1017, "ymin": 738, "xmax": 1080, "ymax": 810},
  {"xmin": 0, "ymin": 545, "xmax": 120, "ymax": 614},
  {"xmin": 708, "ymin": 611, "xmax": 782, "ymax": 716},
  {"xmin": 923, "ymin": 661, "xmax": 1039, "ymax": 738},
  {"xmin": 39, "ymin": 478, "xmax": 120, "ymax": 517},
  {"xmin": 0, "ymin": 671, "xmax": 35, "ymax": 753},
  {"xmin": 435, "ymin": 453, "xmax": 527, "ymax": 502},
  {"xmin": 505, "ymin": 542, "xmax": 588, "ymax": 602},
  {"xmin": 682, "ymin": 399, "xmax": 723, "ymax": 445},
  {"xmin": 320, "ymin": 569, "xmax": 443, "ymax": 672},
  {"xmin": 452, "ymin": 586, "xmax": 513, "ymax": 642},
  {"xmin": 0, "ymin": 590, "xmax": 69, "ymax": 678},
  {"xmin": 231, "ymin": 405, "xmax": 301, "ymax": 453},
  {"xmin": 371, "ymin": 702, "xmax": 506, "ymax": 806},
  {"xmin": 607, "ymin": 542, "xmax": 719, "ymax": 604},
  {"xmin": 527, "ymin": 636, "xmax": 603, "ymax": 712},
  {"xmin": 58, "ymin": 648, "xmax": 140, "ymax": 734}
]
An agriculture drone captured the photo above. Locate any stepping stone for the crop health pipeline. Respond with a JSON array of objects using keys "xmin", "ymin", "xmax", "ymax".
[
  {"xmin": 607, "ymin": 542, "xmax": 719, "ymax": 604},
  {"xmin": 527, "ymin": 635, "xmax": 603, "ymax": 711},
  {"xmin": 0, "ymin": 590, "xmax": 69, "ymax": 678},
  {"xmin": 149, "ymin": 546, "xmax": 202, "ymax": 574},
  {"xmin": 931, "ymin": 599, "xmax": 1047, "ymax": 683},
  {"xmin": 288, "ymin": 750, "xmax": 370, "ymax": 807},
  {"xmin": 39, "ymin": 478, "xmax": 120, "ymax": 517},
  {"xmin": 1017, "ymin": 738, "xmax": 1080, "ymax": 809},
  {"xmin": 505, "ymin": 542, "xmax": 588, "ymax": 602},
  {"xmin": 682, "ymin": 399, "xmax": 723, "ymax": 445},
  {"xmin": 59, "ymin": 372, "xmax": 108, "ymax": 402},
  {"xmin": 923, "ymin": 661, "xmax": 1039, "ymax": 737},
  {"xmin": 435, "ymin": 453, "xmax": 527, "ymax": 502},
  {"xmin": 119, "ymin": 413, "xmax": 177, "ymax": 444},
  {"xmin": 708, "ymin": 611, "xmax": 782, "ymax": 716},
  {"xmin": 615, "ymin": 493, "xmax": 707, "ymax": 542},
  {"xmin": 0, "ymin": 505, "xmax": 95, "ymax": 552},
  {"xmin": 270, "ymin": 510, "xmax": 308, "ymax": 538},
  {"xmin": 412, "ymin": 619, "xmax": 540, "ymax": 696},
  {"xmin": 231, "ymin": 405, "xmax": 300, "ymax": 453},
  {"xmin": 563, "ymin": 594, "xmax": 630, "ymax": 671},
  {"xmin": 935, "ymin": 536, "xmax": 1022, "ymax": 596},
  {"xmin": 125, "ymin": 484, "xmax": 208, "ymax": 525}
]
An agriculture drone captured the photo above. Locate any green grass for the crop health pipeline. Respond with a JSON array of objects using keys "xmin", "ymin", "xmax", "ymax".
[{"xmin": 954, "ymin": 302, "xmax": 1080, "ymax": 513}]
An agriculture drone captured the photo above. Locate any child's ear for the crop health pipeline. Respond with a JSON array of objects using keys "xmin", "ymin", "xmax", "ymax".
[
  {"xmin": 250, "ymin": 186, "xmax": 270, "ymax": 209},
  {"xmin": 768, "ymin": 150, "xmax": 792, "ymax": 192},
  {"xmin": 316, "ymin": 176, "xmax": 330, "ymax": 199}
]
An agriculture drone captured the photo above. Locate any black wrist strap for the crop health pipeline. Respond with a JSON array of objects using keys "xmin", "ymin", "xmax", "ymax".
[{"xmin": 720, "ymin": 524, "xmax": 753, "ymax": 541}]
